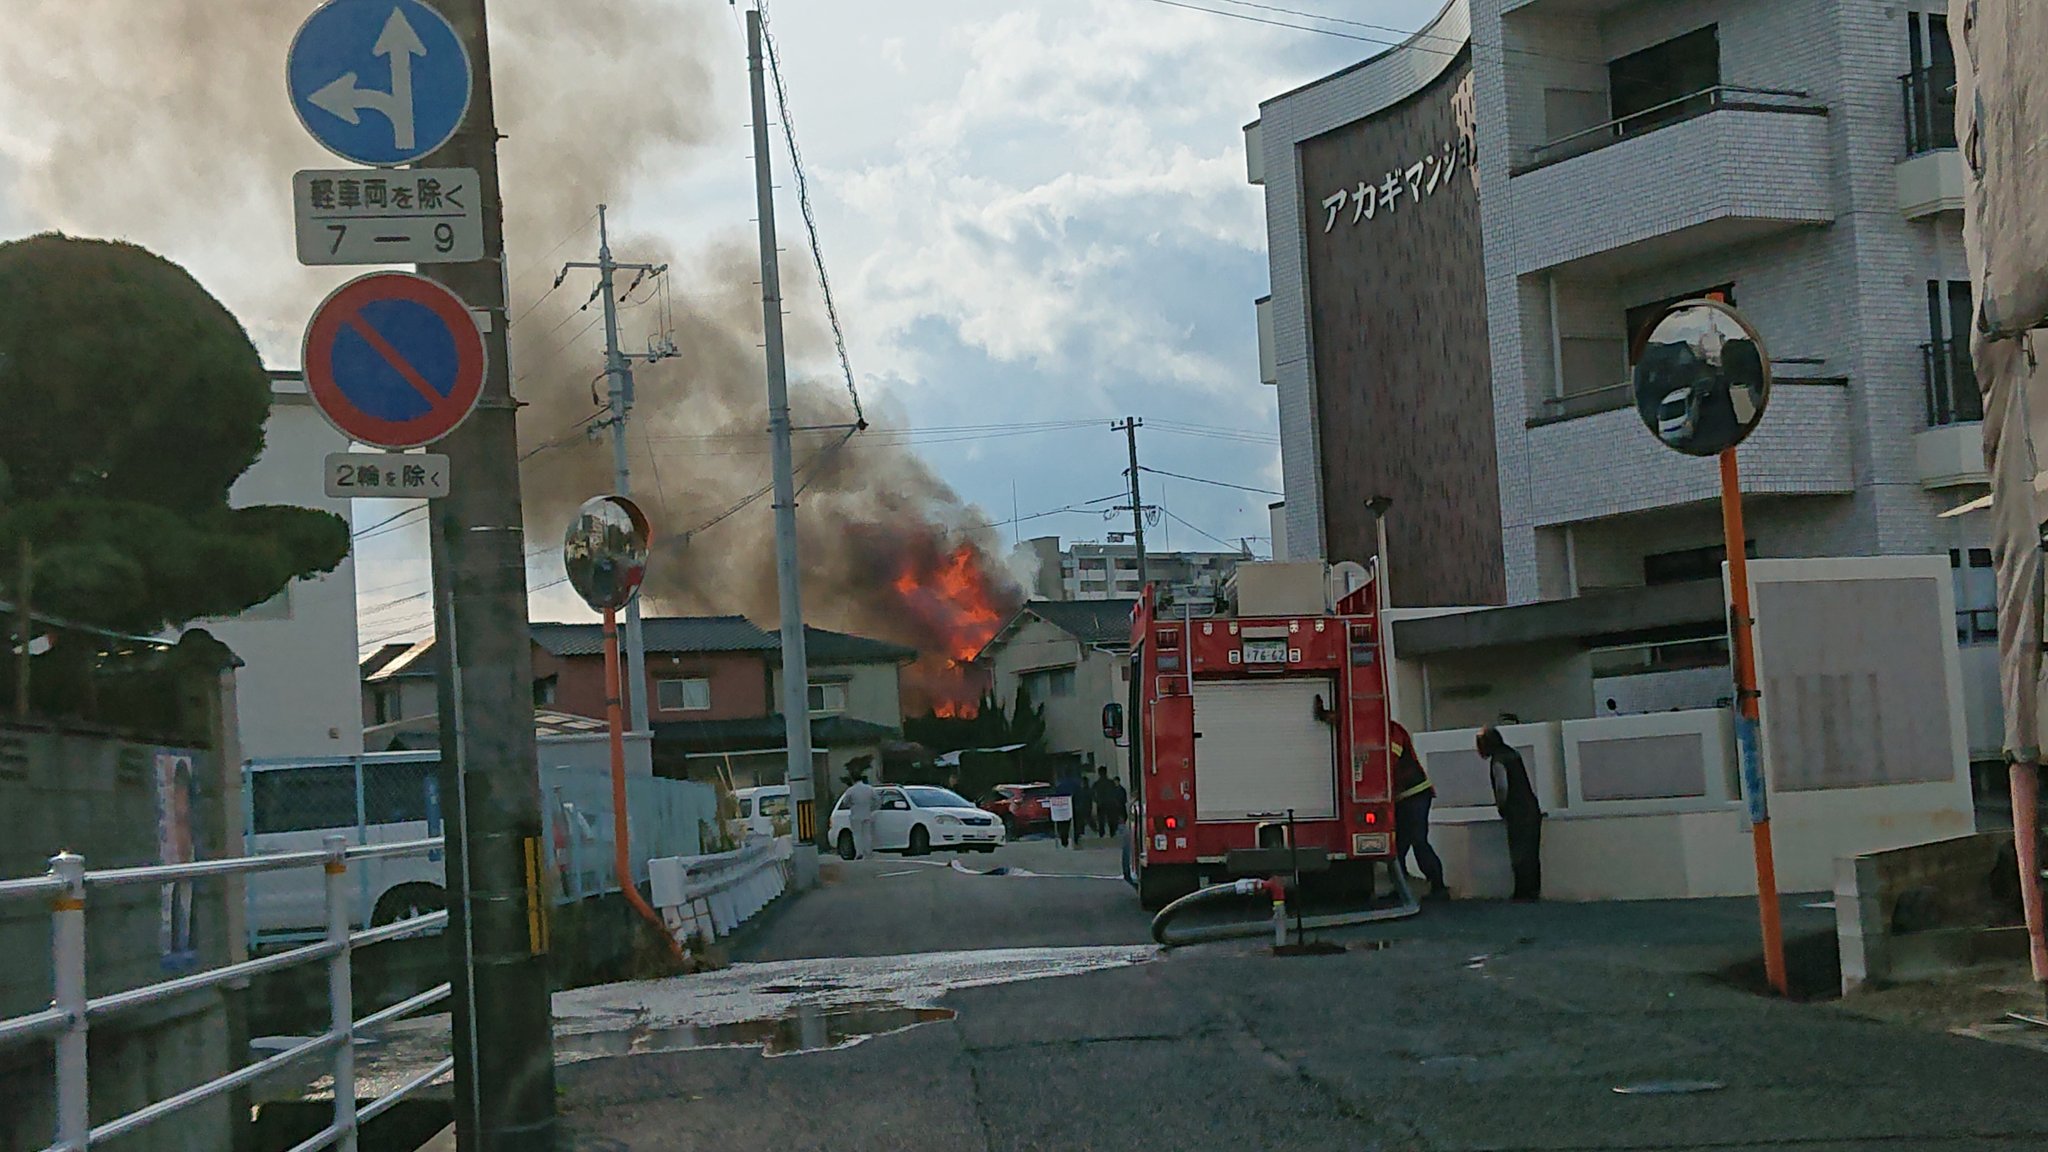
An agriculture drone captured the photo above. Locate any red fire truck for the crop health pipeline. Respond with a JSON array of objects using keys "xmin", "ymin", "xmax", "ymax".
[{"xmin": 1121, "ymin": 562, "xmax": 1395, "ymax": 911}]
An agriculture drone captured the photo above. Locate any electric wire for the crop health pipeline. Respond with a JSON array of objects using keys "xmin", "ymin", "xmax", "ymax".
[
  {"xmin": 758, "ymin": 4, "xmax": 867, "ymax": 427},
  {"xmin": 1138, "ymin": 465, "xmax": 1282, "ymax": 496}
]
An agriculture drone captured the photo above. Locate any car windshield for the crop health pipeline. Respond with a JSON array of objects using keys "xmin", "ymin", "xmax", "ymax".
[{"xmin": 905, "ymin": 786, "xmax": 973, "ymax": 809}]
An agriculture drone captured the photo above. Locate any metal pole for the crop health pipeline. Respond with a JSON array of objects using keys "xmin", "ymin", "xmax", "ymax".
[
  {"xmin": 1119, "ymin": 418, "xmax": 1149, "ymax": 592},
  {"xmin": 595, "ymin": 205, "xmax": 651, "ymax": 734},
  {"xmin": 324, "ymin": 835, "xmax": 358, "ymax": 1152},
  {"xmin": 420, "ymin": 1, "xmax": 558, "ymax": 1145},
  {"xmin": 1720, "ymin": 448, "xmax": 1788, "ymax": 996},
  {"xmin": 51, "ymin": 852, "xmax": 87, "ymax": 1152},
  {"xmin": 749, "ymin": 7, "xmax": 818, "ymax": 889}
]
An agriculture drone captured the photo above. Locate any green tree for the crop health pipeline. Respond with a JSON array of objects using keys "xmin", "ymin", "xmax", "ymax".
[
  {"xmin": 0, "ymin": 234, "xmax": 348, "ymax": 633},
  {"xmin": 1008, "ymin": 681, "xmax": 1046, "ymax": 752}
]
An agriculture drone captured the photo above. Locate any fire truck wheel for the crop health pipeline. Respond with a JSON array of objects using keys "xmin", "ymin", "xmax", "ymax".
[
  {"xmin": 1329, "ymin": 860, "xmax": 1377, "ymax": 905},
  {"xmin": 907, "ymin": 826, "xmax": 932, "ymax": 856},
  {"xmin": 1137, "ymin": 865, "xmax": 1197, "ymax": 912}
]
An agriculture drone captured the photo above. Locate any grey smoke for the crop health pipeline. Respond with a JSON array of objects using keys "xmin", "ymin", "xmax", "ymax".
[{"xmin": 0, "ymin": 0, "xmax": 1019, "ymax": 710}]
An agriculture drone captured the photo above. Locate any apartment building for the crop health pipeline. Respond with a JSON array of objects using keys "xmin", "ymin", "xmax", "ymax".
[
  {"xmin": 1012, "ymin": 535, "xmax": 1248, "ymax": 603},
  {"xmin": 1250, "ymin": 0, "xmax": 1998, "ymax": 754}
]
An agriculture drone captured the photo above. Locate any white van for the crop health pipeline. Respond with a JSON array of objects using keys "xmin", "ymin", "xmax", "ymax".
[
  {"xmin": 245, "ymin": 754, "xmax": 445, "ymax": 942},
  {"xmin": 730, "ymin": 785, "xmax": 791, "ymax": 842}
]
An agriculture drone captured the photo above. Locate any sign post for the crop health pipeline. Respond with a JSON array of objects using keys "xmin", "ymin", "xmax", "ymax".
[
  {"xmin": 1631, "ymin": 298, "xmax": 1788, "ymax": 996},
  {"xmin": 289, "ymin": 1, "xmax": 558, "ymax": 1143}
]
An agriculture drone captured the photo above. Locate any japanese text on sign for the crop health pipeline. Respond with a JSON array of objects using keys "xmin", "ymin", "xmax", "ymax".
[
  {"xmin": 324, "ymin": 452, "xmax": 451, "ymax": 499},
  {"xmin": 292, "ymin": 168, "xmax": 484, "ymax": 266},
  {"xmin": 1318, "ymin": 72, "xmax": 1479, "ymax": 234}
]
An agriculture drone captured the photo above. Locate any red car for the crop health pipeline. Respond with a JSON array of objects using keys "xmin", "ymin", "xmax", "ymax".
[{"xmin": 979, "ymin": 783, "xmax": 1054, "ymax": 838}]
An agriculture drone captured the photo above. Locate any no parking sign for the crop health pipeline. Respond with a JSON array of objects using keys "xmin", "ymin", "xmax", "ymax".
[{"xmin": 302, "ymin": 270, "xmax": 485, "ymax": 450}]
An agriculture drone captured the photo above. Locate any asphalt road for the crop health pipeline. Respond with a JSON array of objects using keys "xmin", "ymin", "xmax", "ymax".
[{"xmin": 554, "ymin": 836, "xmax": 2048, "ymax": 1151}]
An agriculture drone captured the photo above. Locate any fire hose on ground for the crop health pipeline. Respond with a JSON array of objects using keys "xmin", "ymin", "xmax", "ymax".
[{"xmin": 1149, "ymin": 863, "xmax": 1421, "ymax": 948}]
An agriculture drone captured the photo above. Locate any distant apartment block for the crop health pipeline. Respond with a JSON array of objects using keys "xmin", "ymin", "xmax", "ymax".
[{"xmin": 1011, "ymin": 535, "xmax": 1248, "ymax": 603}]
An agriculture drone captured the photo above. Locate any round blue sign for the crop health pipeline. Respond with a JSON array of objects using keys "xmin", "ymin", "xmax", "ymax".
[{"xmin": 287, "ymin": 0, "xmax": 472, "ymax": 167}]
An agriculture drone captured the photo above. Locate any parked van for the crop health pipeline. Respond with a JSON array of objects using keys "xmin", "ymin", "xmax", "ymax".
[
  {"xmin": 730, "ymin": 785, "xmax": 791, "ymax": 842},
  {"xmin": 245, "ymin": 753, "xmax": 445, "ymax": 942}
]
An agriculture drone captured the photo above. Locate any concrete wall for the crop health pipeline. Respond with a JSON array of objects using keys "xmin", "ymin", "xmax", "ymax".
[
  {"xmin": 0, "ymin": 725, "xmax": 236, "ymax": 1152},
  {"xmin": 201, "ymin": 378, "xmax": 362, "ymax": 760},
  {"xmin": 1836, "ymin": 831, "xmax": 2017, "ymax": 995}
]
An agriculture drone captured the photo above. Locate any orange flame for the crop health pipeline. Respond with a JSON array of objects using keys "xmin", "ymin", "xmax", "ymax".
[{"xmin": 889, "ymin": 542, "xmax": 1014, "ymax": 716}]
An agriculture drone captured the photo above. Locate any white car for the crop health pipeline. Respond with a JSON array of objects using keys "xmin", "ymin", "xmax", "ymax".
[
  {"xmin": 729, "ymin": 784, "xmax": 791, "ymax": 842},
  {"xmin": 830, "ymin": 785, "xmax": 1006, "ymax": 858}
]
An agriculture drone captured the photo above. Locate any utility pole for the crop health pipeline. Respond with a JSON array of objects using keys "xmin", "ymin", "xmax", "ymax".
[
  {"xmin": 421, "ymin": 2, "xmax": 557, "ymax": 1148},
  {"xmin": 749, "ymin": 6, "xmax": 819, "ymax": 889},
  {"xmin": 1113, "ymin": 417, "xmax": 1150, "ymax": 593},
  {"xmin": 558, "ymin": 206, "xmax": 670, "ymax": 734}
]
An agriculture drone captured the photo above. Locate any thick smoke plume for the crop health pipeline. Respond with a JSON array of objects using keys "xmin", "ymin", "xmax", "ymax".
[{"xmin": 0, "ymin": 0, "xmax": 1020, "ymax": 713}]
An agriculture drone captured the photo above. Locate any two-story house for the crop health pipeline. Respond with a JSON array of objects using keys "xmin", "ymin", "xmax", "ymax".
[
  {"xmin": 974, "ymin": 600, "xmax": 1136, "ymax": 783},
  {"xmin": 362, "ymin": 616, "xmax": 915, "ymax": 794}
]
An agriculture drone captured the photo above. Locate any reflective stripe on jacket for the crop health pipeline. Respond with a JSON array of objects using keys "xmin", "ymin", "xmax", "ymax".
[{"xmin": 1390, "ymin": 721, "xmax": 1433, "ymax": 801}]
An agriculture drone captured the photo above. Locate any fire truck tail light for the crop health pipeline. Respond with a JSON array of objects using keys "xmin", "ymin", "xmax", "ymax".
[
  {"xmin": 1161, "ymin": 815, "xmax": 1179, "ymax": 831},
  {"xmin": 1362, "ymin": 810, "xmax": 1377, "ymax": 826}
]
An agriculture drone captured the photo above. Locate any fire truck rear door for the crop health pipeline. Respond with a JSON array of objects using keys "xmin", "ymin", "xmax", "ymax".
[{"xmin": 1190, "ymin": 678, "xmax": 1338, "ymax": 821}]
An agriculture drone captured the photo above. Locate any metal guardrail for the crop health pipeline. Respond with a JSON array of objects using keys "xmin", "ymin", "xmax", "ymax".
[
  {"xmin": 0, "ymin": 834, "xmax": 449, "ymax": 1152},
  {"xmin": 648, "ymin": 837, "xmax": 793, "ymax": 949},
  {"xmin": 1518, "ymin": 84, "xmax": 1825, "ymax": 174}
]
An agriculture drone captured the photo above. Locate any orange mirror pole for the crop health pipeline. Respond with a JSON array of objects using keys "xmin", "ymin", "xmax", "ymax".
[
  {"xmin": 1721, "ymin": 447, "xmax": 1788, "ymax": 995},
  {"xmin": 605, "ymin": 605, "xmax": 682, "ymax": 958}
]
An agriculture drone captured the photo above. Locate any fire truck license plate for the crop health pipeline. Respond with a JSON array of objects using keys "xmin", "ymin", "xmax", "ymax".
[{"xmin": 1243, "ymin": 639, "xmax": 1289, "ymax": 664}]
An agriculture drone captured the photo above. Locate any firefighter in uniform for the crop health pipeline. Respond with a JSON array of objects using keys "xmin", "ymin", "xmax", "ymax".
[{"xmin": 1390, "ymin": 720, "xmax": 1448, "ymax": 901}]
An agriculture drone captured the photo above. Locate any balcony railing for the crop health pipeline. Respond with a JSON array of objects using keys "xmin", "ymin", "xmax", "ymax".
[
  {"xmin": 1924, "ymin": 338, "xmax": 1982, "ymax": 426},
  {"xmin": 1900, "ymin": 64, "xmax": 1959, "ymax": 157},
  {"xmin": 1529, "ymin": 361, "xmax": 1838, "ymax": 428},
  {"xmin": 1517, "ymin": 85, "xmax": 1826, "ymax": 174}
]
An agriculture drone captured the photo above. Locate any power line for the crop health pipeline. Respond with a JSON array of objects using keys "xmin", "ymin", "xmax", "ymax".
[
  {"xmin": 1138, "ymin": 465, "xmax": 1282, "ymax": 496},
  {"xmin": 759, "ymin": 4, "xmax": 866, "ymax": 427},
  {"xmin": 1132, "ymin": 0, "xmax": 1616, "ymax": 70},
  {"xmin": 1158, "ymin": 505, "xmax": 1247, "ymax": 553}
]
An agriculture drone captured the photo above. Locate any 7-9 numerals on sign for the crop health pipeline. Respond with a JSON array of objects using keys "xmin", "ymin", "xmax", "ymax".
[{"xmin": 326, "ymin": 221, "xmax": 458, "ymax": 256}]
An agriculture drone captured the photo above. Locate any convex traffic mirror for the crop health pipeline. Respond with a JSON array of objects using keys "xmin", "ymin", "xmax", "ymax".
[
  {"xmin": 564, "ymin": 494, "xmax": 652, "ymax": 613},
  {"xmin": 1632, "ymin": 299, "xmax": 1771, "ymax": 458}
]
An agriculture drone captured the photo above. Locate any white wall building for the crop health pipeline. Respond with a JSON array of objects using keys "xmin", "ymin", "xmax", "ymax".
[
  {"xmin": 1250, "ymin": 0, "xmax": 2000, "ymax": 760},
  {"xmin": 196, "ymin": 372, "xmax": 363, "ymax": 760}
]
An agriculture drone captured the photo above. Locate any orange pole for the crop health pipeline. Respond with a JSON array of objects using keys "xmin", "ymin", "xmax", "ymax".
[
  {"xmin": 1721, "ymin": 448, "xmax": 1788, "ymax": 996},
  {"xmin": 605, "ymin": 606, "xmax": 683, "ymax": 958}
]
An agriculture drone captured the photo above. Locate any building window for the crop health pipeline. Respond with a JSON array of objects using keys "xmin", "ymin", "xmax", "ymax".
[
  {"xmin": 533, "ymin": 675, "xmax": 558, "ymax": 708},
  {"xmin": 1627, "ymin": 284, "xmax": 1734, "ymax": 366},
  {"xmin": 1608, "ymin": 25, "xmax": 1720, "ymax": 133},
  {"xmin": 1024, "ymin": 666, "xmax": 1076, "ymax": 705},
  {"xmin": 657, "ymin": 677, "xmax": 712, "ymax": 712},
  {"xmin": 1953, "ymin": 548, "xmax": 1997, "ymax": 645},
  {"xmin": 808, "ymin": 681, "xmax": 847, "ymax": 715},
  {"xmin": 1642, "ymin": 540, "xmax": 1756, "ymax": 587},
  {"xmin": 372, "ymin": 686, "xmax": 396, "ymax": 725}
]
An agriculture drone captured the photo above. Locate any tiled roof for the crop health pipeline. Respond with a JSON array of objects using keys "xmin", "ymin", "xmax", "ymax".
[
  {"xmin": 976, "ymin": 599, "xmax": 1136, "ymax": 661},
  {"xmin": 773, "ymin": 626, "xmax": 917, "ymax": 666},
  {"xmin": 652, "ymin": 714, "xmax": 900, "ymax": 753},
  {"xmin": 530, "ymin": 616, "xmax": 778, "ymax": 657}
]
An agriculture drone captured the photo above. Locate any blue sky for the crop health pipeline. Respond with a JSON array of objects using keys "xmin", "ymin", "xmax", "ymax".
[{"xmin": 0, "ymin": 0, "xmax": 1441, "ymax": 644}]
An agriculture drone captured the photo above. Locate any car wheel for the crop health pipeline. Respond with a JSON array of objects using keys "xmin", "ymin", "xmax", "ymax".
[
  {"xmin": 974, "ymin": 844, "xmax": 997, "ymax": 854},
  {"xmin": 1002, "ymin": 816, "xmax": 1019, "ymax": 840},
  {"xmin": 372, "ymin": 883, "xmax": 443, "ymax": 927},
  {"xmin": 907, "ymin": 826, "xmax": 931, "ymax": 856},
  {"xmin": 837, "ymin": 830, "xmax": 857, "ymax": 860}
]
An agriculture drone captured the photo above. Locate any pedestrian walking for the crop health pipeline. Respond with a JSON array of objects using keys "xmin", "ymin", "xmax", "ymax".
[
  {"xmin": 842, "ymin": 770, "xmax": 878, "ymax": 860},
  {"xmin": 1092, "ymin": 766, "xmax": 1125, "ymax": 838},
  {"xmin": 1051, "ymin": 768, "xmax": 1084, "ymax": 847},
  {"xmin": 1390, "ymin": 719, "xmax": 1448, "ymax": 901},
  {"xmin": 1070, "ymin": 767, "xmax": 1094, "ymax": 846},
  {"xmin": 1477, "ymin": 726, "xmax": 1543, "ymax": 901}
]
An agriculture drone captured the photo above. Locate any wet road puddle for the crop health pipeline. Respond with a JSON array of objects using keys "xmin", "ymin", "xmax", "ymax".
[{"xmin": 559, "ymin": 1003, "xmax": 956, "ymax": 1060}]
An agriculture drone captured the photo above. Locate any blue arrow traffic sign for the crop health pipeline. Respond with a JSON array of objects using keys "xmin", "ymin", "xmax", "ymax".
[{"xmin": 287, "ymin": 0, "xmax": 471, "ymax": 167}]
